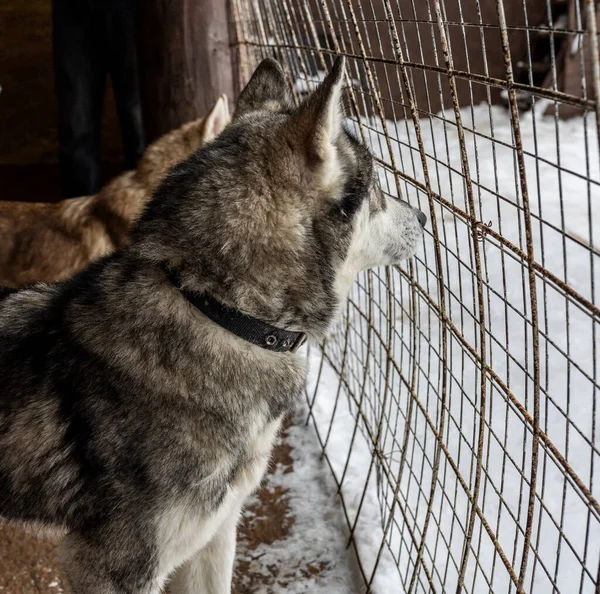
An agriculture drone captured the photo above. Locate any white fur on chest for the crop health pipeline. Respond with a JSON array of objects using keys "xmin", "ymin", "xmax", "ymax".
[
  {"xmin": 234, "ymin": 412, "xmax": 282, "ymax": 494},
  {"xmin": 155, "ymin": 414, "xmax": 283, "ymax": 583}
]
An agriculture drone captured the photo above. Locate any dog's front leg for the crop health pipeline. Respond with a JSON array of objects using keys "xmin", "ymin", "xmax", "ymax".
[{"xmin": 168, "ymin": 514, "xmax": 238, "ymax": 594}]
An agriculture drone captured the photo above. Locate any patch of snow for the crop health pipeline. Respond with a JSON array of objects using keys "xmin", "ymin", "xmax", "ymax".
[
  {"xmin": 294, "ymin": 70, "xmax": 361, "ymax": 95},
  {"xmin": 236, "ymin": 397, "xmax": 363, "ymax": 593},
  {"xmin": 294, "ymin": 70, "xmax": 327, "ymax": 95}
]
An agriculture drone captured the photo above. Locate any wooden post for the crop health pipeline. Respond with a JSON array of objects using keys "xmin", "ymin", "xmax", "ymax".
[{"xmin": 136, "ymin": 0, "xmax": 234, "ymax": 143}]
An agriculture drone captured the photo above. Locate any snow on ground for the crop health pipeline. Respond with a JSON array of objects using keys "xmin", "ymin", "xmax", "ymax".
[
  {"xmin": 266, "ymin": 104, "xmax": 599, "ymax": 593},
  {"xmin": 234, "ymin": 402, "xmax": 363, "ymax": 593}
]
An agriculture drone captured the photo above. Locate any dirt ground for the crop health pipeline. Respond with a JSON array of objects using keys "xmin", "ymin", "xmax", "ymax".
[{"xmin": 0, "ymin": 425, "xmax": 301, "ymax": 594}]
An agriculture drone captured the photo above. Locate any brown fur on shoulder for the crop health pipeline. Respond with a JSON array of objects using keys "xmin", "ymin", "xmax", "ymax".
[{"xmin": 0, "ymin": 95, "xmax": 230, "ymax": 287}]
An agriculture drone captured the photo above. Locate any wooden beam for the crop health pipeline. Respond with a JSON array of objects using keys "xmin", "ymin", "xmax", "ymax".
[{"xmin": 136, "ymin": 0, "xmax": 233, "ymax": 142}]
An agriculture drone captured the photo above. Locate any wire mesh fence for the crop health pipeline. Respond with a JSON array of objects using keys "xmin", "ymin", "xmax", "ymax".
[{"xmin": 230, "ymin": 1, "xmax": 600, "ymax": 592}]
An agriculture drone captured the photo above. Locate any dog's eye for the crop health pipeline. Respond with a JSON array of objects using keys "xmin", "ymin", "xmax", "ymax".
[
  {"xmin": 338, "ymin": 206, "xmax": 350, "ymax": 219},
  {"xmin": 339, "ymin": 190, "xmax": 364, "ymax": 220},
  {"xmin": 336, "ymin": 171, "xmax": 371, "ymax": 221}
]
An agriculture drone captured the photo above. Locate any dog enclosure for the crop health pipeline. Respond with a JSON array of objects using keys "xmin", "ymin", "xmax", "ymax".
[{"xmin": 230, "ymin": 1, "xmax": 599, "ymax": 592}]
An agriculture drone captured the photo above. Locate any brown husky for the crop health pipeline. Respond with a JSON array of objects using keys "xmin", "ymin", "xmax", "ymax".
[
  {"xmin": 0, "ymin": 58, "xmax": 424, "ymax": 593},
  {"xmin": 0, "ymin": 95, "xmax": 229, "ymax": 287}
]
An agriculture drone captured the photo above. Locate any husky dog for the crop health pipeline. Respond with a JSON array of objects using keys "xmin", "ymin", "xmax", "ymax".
[
  {"xmin": 0, "ymin": 57, "xmax": 425, "ymax": 593},
  {"xmin": 0, "ymin": 95, "xmax": 229, "ymax": 287}
]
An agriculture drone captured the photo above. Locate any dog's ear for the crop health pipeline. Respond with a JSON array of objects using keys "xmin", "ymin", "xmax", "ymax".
[
  {"xmin": 288, "ymin": 56, "xmax": 346, "ymax": 161},
  {"xmin": 202, "ymin": 94, "xmax": 230, "ymax": 143},
  {"xmin": 234, "ymin": 59, "xmax": 293, "ymax": 119}
]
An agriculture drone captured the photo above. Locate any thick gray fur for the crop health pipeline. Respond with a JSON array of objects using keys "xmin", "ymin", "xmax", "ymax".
[{"xmin": 0, "ymin": 57, "xmax": 424, "ymax": 593}]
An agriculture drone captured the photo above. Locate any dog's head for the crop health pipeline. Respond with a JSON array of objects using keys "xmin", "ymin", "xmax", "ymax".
[{"xmin": 136, "ymin": 58, "xmax": 424, "ymax": 338}]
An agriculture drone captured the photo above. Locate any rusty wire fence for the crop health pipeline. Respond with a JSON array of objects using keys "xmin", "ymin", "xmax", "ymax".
[{"xmin": 230, "ymin": 1, "xmax": 600, "ymax": 592}]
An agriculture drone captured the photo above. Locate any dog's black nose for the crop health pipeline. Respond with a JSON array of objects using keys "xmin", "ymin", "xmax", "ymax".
[{"xmin": 417, "ymin": 210, "xmax": 427, "ymax": 228}]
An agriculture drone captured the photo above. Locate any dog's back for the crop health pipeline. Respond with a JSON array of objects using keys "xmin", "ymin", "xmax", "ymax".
[
  {"xmin": 0, "ymin": 95, "xmax": 229, "ymax": 287},
  {"xmin": 0, "ymin": 279, "xmax": 82, "ymax": 526},
  {"xmin": 0, "ymin": 196, "xmax": 113, "ymax": 287}
]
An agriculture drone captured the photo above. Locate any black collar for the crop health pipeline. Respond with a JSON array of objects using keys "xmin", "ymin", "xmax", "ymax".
[{"xmin": 165, "ymin": 269, "xmax": 307, "ymax": 354}]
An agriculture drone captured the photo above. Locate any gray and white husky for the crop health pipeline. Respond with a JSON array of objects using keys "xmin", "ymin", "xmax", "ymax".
[{"xmin": 0, "ymin": 57, "xmax": 425, "ymax": 593}]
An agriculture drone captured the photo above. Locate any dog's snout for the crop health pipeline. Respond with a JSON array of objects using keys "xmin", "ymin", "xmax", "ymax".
[{"xmin": 417, "ymin": 210, "xmax": 427, "ymax": 228}]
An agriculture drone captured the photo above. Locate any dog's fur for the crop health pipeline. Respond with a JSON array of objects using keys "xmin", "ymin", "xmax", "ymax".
[
  {"xmin": 0, "ymin": 58, "xmax": 424, "ymax": 593},
  {"xmin": 0, "ymin": 95, "xmax": 229, "ymax": 287}
]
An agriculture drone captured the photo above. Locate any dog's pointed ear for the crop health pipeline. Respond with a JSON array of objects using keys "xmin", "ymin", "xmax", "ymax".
[
  {"xmin": 202, "ymin": 94, "xmax": 230, "ymax": 143},
  {"xmin": 288, "ymin": 56, "xmax": 346, "ymax": 160},
  {"xmin": 234, "ymin": 59, "xmax": 293, "ymax": 119}
]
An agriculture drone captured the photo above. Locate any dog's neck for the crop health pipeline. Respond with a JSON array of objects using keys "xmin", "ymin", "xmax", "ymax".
[
  {"xmin": 164, "ymin": 267, "xmax": 307, "ymax": 353},
  {"xmin": 143, "ymin": 260, "xmax": 341, "ymax": 345}
]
